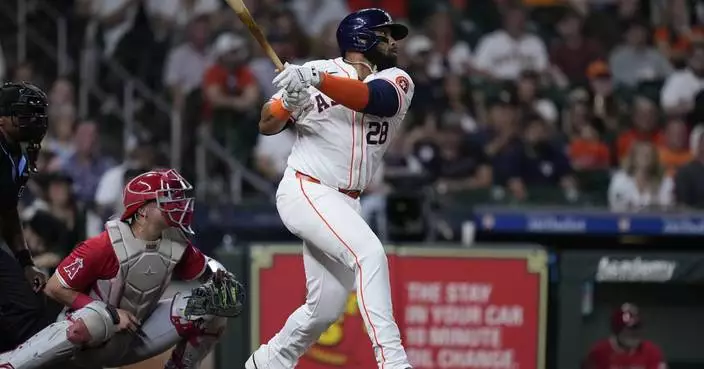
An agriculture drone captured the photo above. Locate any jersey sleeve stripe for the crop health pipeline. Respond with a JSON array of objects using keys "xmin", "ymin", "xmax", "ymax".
[
  {"xmin": 379, "ymin": 78, "xmax": 404, "ymax": 116},
  {"xmin": 55, "ymin": 272, "xmax": 72, "ymax": 289}
]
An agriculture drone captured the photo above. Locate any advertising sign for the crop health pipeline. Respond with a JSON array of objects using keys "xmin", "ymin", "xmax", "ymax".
[{"xmin": 250, "ymin": 245, "xmax": 547, "ymax": 369}]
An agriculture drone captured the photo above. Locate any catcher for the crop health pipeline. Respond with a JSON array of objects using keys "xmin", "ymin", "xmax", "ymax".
[{"xmin": 0, "ymin": 168, "xmax": 245, "ymax": 369}]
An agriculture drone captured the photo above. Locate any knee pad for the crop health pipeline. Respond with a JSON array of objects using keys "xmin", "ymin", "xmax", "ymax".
[{"xmin": 68, "ymin": 301, "xmax": 118, "ymax": 347}]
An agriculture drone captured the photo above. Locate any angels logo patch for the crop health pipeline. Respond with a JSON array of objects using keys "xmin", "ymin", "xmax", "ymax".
[
  {"xmin": 63, "ymin": 257, "xmax": 84, "ymax": 280},
  {"xmin": 395, "ymin": 75, "xmax": 410, "ymax": 93}
]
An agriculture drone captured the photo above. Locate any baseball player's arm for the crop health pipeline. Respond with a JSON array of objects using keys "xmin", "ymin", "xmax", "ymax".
[
  {"xmin": 315, "ymin": 74, "xmax": 400, "ymax": 117},
  {"xmin": 174, "ymin": 242, "xmax": 208, "ymax": 281},
  {"xmin": 45, "ymin": 236, "xmax": 119, "ymax": 309},
  {"xmin": 259, "ymin": 100, "xmax": 294, "ymax": 135}
]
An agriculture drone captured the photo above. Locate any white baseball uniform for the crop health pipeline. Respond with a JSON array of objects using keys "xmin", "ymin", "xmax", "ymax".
[{"xmin": 247, "ymin": 57, "xmax": 414, "ymax": 369}]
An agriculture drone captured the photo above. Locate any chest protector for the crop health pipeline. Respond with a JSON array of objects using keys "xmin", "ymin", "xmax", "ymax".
[{"xmin": 91, "ymin": 220, "xmax": 188, "ymax": 320}]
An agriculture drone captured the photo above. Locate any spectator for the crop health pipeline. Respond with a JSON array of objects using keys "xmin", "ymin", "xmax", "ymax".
[
  {"xmin": 290, "ymin": 0, "xmax": 348, "ymax": 38},
  {"xmin": 402, "ymin": 35, "xmax": 444, "ymax": 121},
  {"xmin": 269, "ymin": 9, "xmax": 311, "ymax": 60},
  {"xmin": 253, "ymin": 129, "xmax": 296, "ymax": 183},
  {"xmin": 471, "ymin": 89, "xmax": 522, "ymax": 188},
  {"xmin": 674, "ymin": 129, "xmax": 704, "ymax": 208},
  {"xmin": 436, "ymin": 76, "xmax": 477, "ymax": 133},
  {"xmin": 550, "ymin": 9, "xmax": 603, "ymax": 85},
  {"xmin": 147, "ymin": 0, "xmax": 222, "ymax": 30},
  {"xmin": 42, "ymin": 173, "xmax": 86, "ymax": 252},
  {"xmin": 94, "ymin": 140, "xmax": 159, "ymax": 219},
  {"xmin": 163, "ymin": 15, "xmax": 213, "ymax": 110},
  {"xmin": 47, "ymin": 77, "xmax": 76, "ymax": 118},
  {"xmin": 584, "ymin": 303, "xmax": 667, "ymax": 369},
  {"xmin": 660, "ymin": 44, "xmax": 704, "ymax": 117},
  {"xmin": 563, "ymin": 88, "xmax": 594, "ymax": 138},
  {"xmin": 423, "ymin": 8, "xmax": 473, "ymax": 78},
  {"xmin": 658, "ymin": 117, "xmax": 692, "ymax": 176},
  {"xmin": 202, "ymin": 33, "xmax": 261, "ymax": 164},
  {"xmin": 22, "ymin": 211, "xmax": 65, "ymax": 274},
  {"xmin": 44, "ymin": 105, "xmax": 77, "ymax": 164},
  {"xmin": 586, "ymin": 61, "xmax": 623, "ymax": 134},
  {"xmin": 516, "ymin": 70, "xmax": 558, "ymax": 126},
  {"xmin": 616, "ymin": 96, "xmax": 664, "ymax": 161},
  {"xmin": 653, "ymin": 0, "xmax": 703, "ymax": 68},
  {"xmin": 434, "ymin": 125, "xmax": 493, "ymax": 194},
  {"xmin": 568, "ymin": 120, "xmax": 611, "ymax": 171},
  {"xmin": 609, "ymin": 20, "xmax": 673, "ymax": 87},
  {"xmin": 91, "ymin": 0, "xmax": 139, "ymax": 58},
  {"xmin": 583, "ymin": 0, "xmax": 645, "ymax": 53},
  {"xmin": 12, "ymin": 62, "xmax": 42, "ymax": 87},
  {"xmin": 608, "ymin": 141, "xmax": 673, "ymax": 212},
  {"xmin": 506, "ymin": 115, "xmax": 577, "ymax": 201},
  {"xmin": 473, "ymin": 6, "xmax": 548, "ymax": 81},
  {"xmin": 62, "ymin": 120, "xmax": 115, "ymax": 204}
]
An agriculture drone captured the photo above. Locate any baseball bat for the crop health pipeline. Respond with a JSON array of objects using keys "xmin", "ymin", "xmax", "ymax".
[{"xmin": 224, "ymin": 0, "xmax": 285, "ymax": 71}]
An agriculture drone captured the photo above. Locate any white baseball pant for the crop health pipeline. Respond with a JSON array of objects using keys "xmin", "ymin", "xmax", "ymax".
[{"xmin": 247, "ymin": 167, "xmax": 409, "ymax": 369}]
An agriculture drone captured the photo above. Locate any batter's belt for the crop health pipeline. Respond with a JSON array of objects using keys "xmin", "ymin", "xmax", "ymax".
[{"xmin": 295, "ymin": 171, "xmax": 361, "ymax": 199}]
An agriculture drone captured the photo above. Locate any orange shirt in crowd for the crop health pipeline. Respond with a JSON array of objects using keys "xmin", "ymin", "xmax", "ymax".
[
  {"xmin": 658, "ymin": 147, "xmax": 692, "ymax": 176},
  {"xmin": 569, "ymin": 139, "xmax": 611, "ymax": 169},
  {"xmin": 201, "ymin": 63, "xmax": 257, "ymax": 120},
  {"xmin": 616, "ymin": 130, "xmax": 666, "ymax": 161},
  {"xmin": 654, "ymin": 26, "xmax": 704, "ymax": 54}
]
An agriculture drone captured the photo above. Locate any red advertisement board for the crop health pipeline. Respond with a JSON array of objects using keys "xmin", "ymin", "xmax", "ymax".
[{"xmin": 250, "ymin": 246, "xmax": 547, "ymax": 369}]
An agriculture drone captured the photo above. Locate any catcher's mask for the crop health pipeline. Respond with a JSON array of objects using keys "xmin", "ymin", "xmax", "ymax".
[
  {"xmin": 0, "ymin": 82, "xmax": 48, "ymax": 173},
  {"xmin": 121, "ymin": 168, "xmax": 195, "ymax": 234},
  {"xmin": 0, "ymin": 82, "xmax": 49, "ymax": 143}
]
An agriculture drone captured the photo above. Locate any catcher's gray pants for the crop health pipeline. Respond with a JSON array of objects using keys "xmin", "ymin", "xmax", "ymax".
[
  {"xmin": 0, "ymin": 286, "xmax": 227, "ymax": 369},
  {"xmin": 74, "ymin": 292, "xmax": 226, "ymax": 368}
]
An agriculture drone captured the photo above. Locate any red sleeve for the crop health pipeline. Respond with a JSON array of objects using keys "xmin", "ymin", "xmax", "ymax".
[
  {"xmin": 55, "ymin": 232, "xmax": 119, "ymax": 292},
  {"xmin": 583, "ymin": 341, "xmax": 607, "ymax": 369},
  {"xmin": 203, "ymin": 66, "xmax": 225, "ymax": 90},
  {"xmin": 238, "ymin": 67, "xmax": 257, "ymax": 88},
  {"xmin": 174, "ymin": 242, "xmax": 207, "ymax": 281},
  {"xmin": 644, "ymin": 342, "xmax": 667, "ymax": 369},
  {"xmin": 616, "ymin": 132, "xmax": 632, "ymax": 160}
]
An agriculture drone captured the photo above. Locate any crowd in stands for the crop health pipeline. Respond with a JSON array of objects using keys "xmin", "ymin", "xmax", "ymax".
[{"xmin": 2, "ymin": 0, "xmax": 704, "ymax": 269}]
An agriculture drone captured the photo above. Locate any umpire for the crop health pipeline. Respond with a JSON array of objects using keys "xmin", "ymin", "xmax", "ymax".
[{"xmin": 0, "ymin": 82, "xmax": 51, "ymax": 352}]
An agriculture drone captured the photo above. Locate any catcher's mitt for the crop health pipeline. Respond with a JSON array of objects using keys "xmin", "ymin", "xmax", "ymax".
[{"xmin": 185, "ymin": 272, "xmax": 245, "ymax": 317}]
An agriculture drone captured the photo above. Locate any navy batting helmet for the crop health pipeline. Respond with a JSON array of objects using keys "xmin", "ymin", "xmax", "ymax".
[{"xmin": 336, "ymin": 8, "xmax": 408, "ymax": 55}]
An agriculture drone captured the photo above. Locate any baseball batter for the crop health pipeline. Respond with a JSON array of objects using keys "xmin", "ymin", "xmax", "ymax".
[
  {"xmin": 0, "ymin": 168, "xmax": 245, "ymax": 369},
  {"xmin": 246, "ymin": 8, "xmax": 414, "ymax": 369}
]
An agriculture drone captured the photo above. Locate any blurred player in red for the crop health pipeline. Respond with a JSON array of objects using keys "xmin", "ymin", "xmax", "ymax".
[{"xmin": 584, "ymin": 302, "xmax": 667, "ymax": 369}]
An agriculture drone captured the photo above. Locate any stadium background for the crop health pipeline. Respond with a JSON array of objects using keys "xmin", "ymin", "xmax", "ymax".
[{"xmin": 2, "ymin": 0, "xmax": 704, "ymax": 368}]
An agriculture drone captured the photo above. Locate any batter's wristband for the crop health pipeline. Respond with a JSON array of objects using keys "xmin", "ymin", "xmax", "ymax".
[
  {"xmin": 14, "ymin": 249, "xmax": 34, "ymax": 267},
  {"xmin": 270, "ymin": 99, "xmax": 292, "ymax": 121}
]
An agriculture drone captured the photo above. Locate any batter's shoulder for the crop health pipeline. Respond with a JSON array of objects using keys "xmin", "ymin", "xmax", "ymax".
[
  {"xmin": 376, "ymin": 67, "xmax": 413, "ymax": 81},
  {"xmin": 374, "ymin": 67, "xmax": 414, "ymax": 97}
]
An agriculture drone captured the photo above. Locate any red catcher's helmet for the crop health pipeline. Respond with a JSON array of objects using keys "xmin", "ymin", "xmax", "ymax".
[
  {"xmin": 120, "ymin": 168, "xmax": 195, "ymax": 234},
  {"xmin": 611, "ymin": 302, "xmax": 642, "ymax": 333}
]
